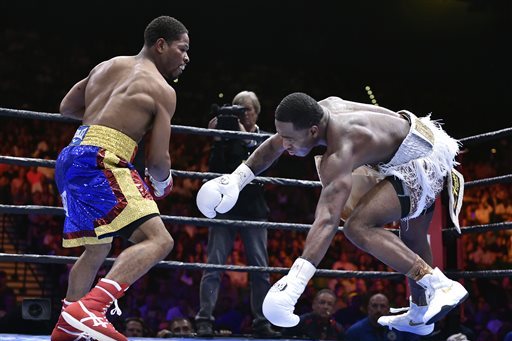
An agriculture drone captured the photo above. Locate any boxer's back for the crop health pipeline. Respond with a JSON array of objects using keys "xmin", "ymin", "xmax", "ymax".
[{"xmin": 82, "ymin": 56, "xmax": 169, "ymax": 142}]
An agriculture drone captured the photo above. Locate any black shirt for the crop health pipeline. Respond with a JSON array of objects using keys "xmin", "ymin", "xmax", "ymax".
[{"xmin": 208, "ymin": 129, "xmax": 269, "ymax": 219}]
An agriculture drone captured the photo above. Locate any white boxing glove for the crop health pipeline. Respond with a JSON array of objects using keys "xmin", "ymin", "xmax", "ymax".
[
  {"xmin": 262, "ymin": 257, "xmax": 316, "ymax": 327},
  {"xmin": 196, "ymin": 163, "xmax": 255, "ymax": 218}
]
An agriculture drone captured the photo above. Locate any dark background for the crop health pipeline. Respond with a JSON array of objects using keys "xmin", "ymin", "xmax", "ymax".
[{"xmin": 1, "ymin": 0, "xmax": 510, "ymax": 138}]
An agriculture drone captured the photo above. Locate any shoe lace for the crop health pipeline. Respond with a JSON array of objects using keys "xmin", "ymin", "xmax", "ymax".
[
  {"xmin": 96, "ymin": 285, "xmax": 123, "ymax": 317},
  {"xmin": 109, "ymin": 299, "xmax": 122, "ymax": 317}
]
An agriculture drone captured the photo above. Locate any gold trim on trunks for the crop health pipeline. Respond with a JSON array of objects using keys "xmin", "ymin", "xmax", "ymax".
[{"xmin": 81, "ymin": 125, "xmax": 137, "ymax": 162}]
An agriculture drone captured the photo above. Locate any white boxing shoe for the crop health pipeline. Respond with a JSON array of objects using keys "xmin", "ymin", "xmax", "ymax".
[
  {"xmin": 378, "ymin": 300, "xmax": 434, "ymax": 336},
  {"xmin": 417, "ymin": 267, "xmax": 469, "ymax": 325}
]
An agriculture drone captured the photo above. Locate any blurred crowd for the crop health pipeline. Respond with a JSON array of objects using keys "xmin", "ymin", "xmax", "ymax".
[{"xmin": 0, "ymin": 114, "xmax": 511, "ymax": 340}]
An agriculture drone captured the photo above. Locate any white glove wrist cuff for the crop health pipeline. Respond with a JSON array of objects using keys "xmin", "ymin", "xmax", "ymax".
[
  {"xmin": 146, "ymin": 168, "xmax": 172, "ymax": 184},
  {"xmin": 289, "ymin": 257, "xmax": 316, "ymax": 283},
  {"xmin": 232, "ymin": 163, "xmax": 255, "ymax": 190}
]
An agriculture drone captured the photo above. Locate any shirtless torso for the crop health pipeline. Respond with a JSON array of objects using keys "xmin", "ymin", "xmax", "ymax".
[{"xmin": 80, "ymin": 56, "xmax": 176, "ymax": 142}]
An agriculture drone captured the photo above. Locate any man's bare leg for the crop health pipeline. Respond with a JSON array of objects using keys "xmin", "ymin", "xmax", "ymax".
[
  {"xmin": 61, "ymin": 216, "xmax": 174, "ymax": 341},
  {"xmin": 343, "ymin": 180, "xmax": 429, "ymax": 275},
  {"xmin": 377, "ymin": 213, "xmax": 437, "ymax": 336},
  {"xmin": 400, "ymin": 212, "xmax": 434, "ymax": 305},
  {"xmin": 66, "ymin": 243, "xmax": 112, "ymax": 301},
  {"xmin": 105, "ymin": 216, "xmax": 174, "ymax": 284},
  {"xmin": 345, "ymin": 180, "xmax": 467, "ymax": 327}
]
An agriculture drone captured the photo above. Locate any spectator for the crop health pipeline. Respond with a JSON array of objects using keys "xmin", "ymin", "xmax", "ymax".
[
  {"xmin": 122, "ymin": 317, "xmax": 151, "ymax": 337},
  {"xmin": 169, "ymin": 317, "xmax": 195, "ymax": 335},
  {"xmin": 345, "ymin": 293, "xmax": 420, "ymax": 341},
  {"xmin": 157, "ymin": 317, "xmax": 195, "ymax": 337},
  {"xmin": 195, "ymin": 91, "xmax": 279, "ymax": 338},
  {"xmin": 284, "ymin": 288, "xmax": 344, "ymax": 340}
]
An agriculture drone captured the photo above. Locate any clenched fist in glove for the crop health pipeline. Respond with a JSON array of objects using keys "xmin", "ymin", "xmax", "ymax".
[
  {"xmin": 196, "ymin": 163, "xmax": 255, "ymax": 218},
  {"xmin": 145, "ymin": 168, "xmax": 173, "ymax": 200},
  {"xmin": 262, "ymin": 257, "xmax": 316, "ymax": 327}
]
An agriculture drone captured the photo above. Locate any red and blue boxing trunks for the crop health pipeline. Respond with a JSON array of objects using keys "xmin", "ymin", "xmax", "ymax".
[{"xmin": 55, "ymin": 125, "xmax": 160, "ymax": 247}]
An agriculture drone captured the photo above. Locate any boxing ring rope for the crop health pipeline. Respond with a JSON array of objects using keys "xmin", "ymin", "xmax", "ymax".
[
  {"xmin": 0, "ymin": 253, "xmax": 510, "ymax": 279},
  {"xmin": 0, "ymin": 204, "xmax": 327, "ymax": 232},
  {"xmin": 1, "ymin": 106, "xmax": 511, "ymax": 281},
  {"xmin": 2, "ymin": 106, "xmax": 512, "ymax": 145},
  {"xmin": 1, "ymin": 204, "xmax": 512, "ymax": 237},
  {"xmin": 1, "ymin": 155, "xmax": 512, "ymax": 189},
  {"xmin": 0, "ymin": 155, "xmax": 320, "ymax": 188},
  {"xmin": 0, "ymin": 107, "xmax": 272, "ymax": 141}
]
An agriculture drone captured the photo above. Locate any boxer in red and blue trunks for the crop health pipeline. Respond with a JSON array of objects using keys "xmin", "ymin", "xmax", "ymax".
[{"xmin": 50, "ymin": 16, "xmax": 190, "ymax": 341}]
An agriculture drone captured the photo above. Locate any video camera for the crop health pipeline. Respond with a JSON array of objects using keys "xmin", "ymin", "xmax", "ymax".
[{"xmin": 211, "ymin": 104, "xmax": 246, "ymax": 131}]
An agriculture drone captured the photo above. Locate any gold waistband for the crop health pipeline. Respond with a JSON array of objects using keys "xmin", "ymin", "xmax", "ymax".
[{"xmin": 80, "ymin": 125, "xmax": 137, "ymax": 162}]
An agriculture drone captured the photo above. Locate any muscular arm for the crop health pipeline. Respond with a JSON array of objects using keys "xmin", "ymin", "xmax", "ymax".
[
  {"xmin": 302, "ymin": 151, "xmax": 353, "ymax": 266},
  {"xmin": 244, "ymin": 134, "xmax": 285, "ymax": 175},
  {"xmin": 146, "ymin": 88, "xmax": 175, "ymax": 180},
  {"xmin": 60, "ymin": 77, "xmax": 89, "ymax": 119}
]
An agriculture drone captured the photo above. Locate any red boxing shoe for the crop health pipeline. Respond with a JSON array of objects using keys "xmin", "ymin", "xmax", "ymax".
[
  {"xmin": 62, "ymin": 278, "xmax": 129, "ymax": 341},
  {"xmin": 51, "ymin": 300, "xmax": 97, "ymax": 341}
]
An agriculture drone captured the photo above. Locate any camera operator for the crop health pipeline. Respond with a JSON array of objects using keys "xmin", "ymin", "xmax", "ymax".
[{"xmin": 195, "ymin": 91, "xmax": 280, "ymax": 338}]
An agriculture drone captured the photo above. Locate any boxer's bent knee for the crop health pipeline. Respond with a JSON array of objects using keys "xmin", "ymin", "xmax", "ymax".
[
  {"xmin": 159, "ymin": 232, "xmax": 174, "ymax": 256},
  {"xmin": 343, "ymin": 215, "xmax": 373, "ymax": 251}
]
